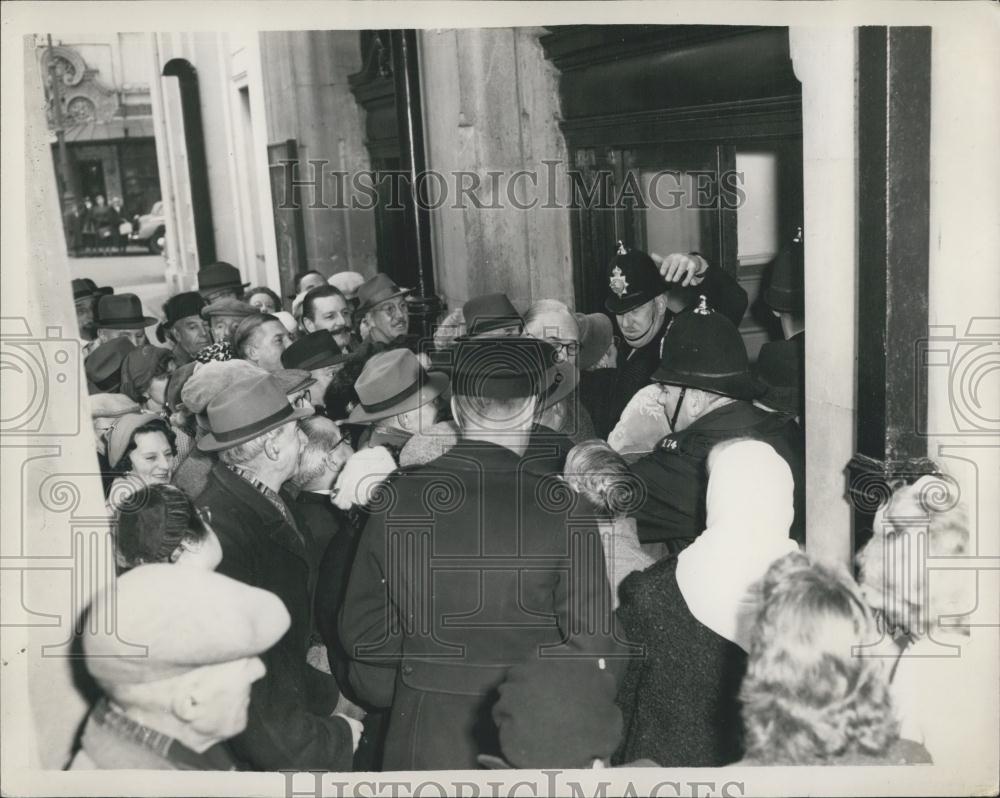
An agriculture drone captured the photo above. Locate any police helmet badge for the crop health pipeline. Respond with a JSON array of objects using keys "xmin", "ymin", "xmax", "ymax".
[
  {"xmin": 693, "ymin": 295, "xmax": 711, "ymax": 315},
  {"xmin": 609, "ymin": 266, "xmax": 629, "ymax": 298}
]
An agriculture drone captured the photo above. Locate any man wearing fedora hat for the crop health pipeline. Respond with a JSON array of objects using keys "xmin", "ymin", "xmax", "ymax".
[
  {"xmin": 72, "ymin": 278, "xmax": 113, "ymax": 355},
  {"xmin": 281, "ymin": 330, "xmax": 350, "ymax": 414},
  {"xmin": 628, "ymin": 296, "xmax": 804, "ymax": 550},
  {"xmin": 605, "ymin": 246, "xmax": 748, "ymax": 429},
  {"xmin": 95, "ymin": 293, "xmax": 158, "ymax": 349},
  {"xmin": 355, "ymin": 273, "xmax": 412, "ymax": 347},
  {"xmin": 346, "ymin": 348, "xmax": 448, "ymax": 458},
  {"xmin": 340, "ymin": 336, "xmax": 620, "ymax": 771},
  {"xmin": 194, "ymin": 374, "xmax": 360, "ymax": 770},
  {"xmin": 157, "ymin": 292, "xmax": 210, "ymax": 366},
  {"xmin": 197, "ymin": 261, "xmax": 251, "ymax": 303}
]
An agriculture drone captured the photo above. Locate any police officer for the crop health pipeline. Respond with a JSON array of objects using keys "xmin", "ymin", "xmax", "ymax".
[
  {"xmin": 629, "ymin": 297, "xmax": 804, "ymax": 551},
  {"xmin": 605, "ymin": 244, "xmax": 748, "ymax": 429}
]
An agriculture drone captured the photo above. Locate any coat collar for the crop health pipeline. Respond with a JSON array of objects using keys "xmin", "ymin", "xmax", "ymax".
[{"xmin": 208, "ymin": 462, "xmax": 307, "ymax": 561}]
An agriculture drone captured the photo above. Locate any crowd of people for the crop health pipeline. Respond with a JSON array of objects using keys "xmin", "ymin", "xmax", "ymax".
[
  {"xmin": 63, "ymin": 194, "xmax": 134, "ymax": 256},
  {"xmin": 65, "ymin": 244, "xmax": 980, "ymax": 772}
]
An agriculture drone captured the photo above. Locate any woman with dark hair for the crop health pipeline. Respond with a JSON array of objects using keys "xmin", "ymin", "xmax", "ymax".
[
  {"xmin": 105, "ymin": 413, "xmax": 178, "ymax": 512},
  {"xmin": 113, "ymin": 483, "xmax": 222, "ymax": 572},
  {"xmin": 738, "ymin": 550, "xmax": 931, "ymax": 765},
  {"xmin": 244, "ymin": 286, "xmax": 282, "ymax": 314}
]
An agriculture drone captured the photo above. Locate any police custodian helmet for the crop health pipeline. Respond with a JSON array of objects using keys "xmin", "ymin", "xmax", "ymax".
[
  {"xmin": 651, "ymin": 296, "xmax": 756, "ymax": 400},
  {"xmin": 604, "ymin": 242, "xmax": 667, "ymax": 315}
]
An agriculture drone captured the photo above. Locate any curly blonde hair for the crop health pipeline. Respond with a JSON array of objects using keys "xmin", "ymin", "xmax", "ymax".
[{"xmin": 740, "ymin": 551, "xmax": 899, "ymax": 764}]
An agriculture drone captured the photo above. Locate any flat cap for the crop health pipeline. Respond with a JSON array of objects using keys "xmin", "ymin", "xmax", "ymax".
[
  {"xmin": 201, "ymin": 297, "xmax": 258, "ymax": 319},
  {"xmin": 83, "ymin": 564, "xmax": 290, "ymax": 686}
]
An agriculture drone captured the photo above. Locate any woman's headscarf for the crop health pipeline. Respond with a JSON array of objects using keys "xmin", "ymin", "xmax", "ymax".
[{"xmin": 675, "ymin": 439, "xmax": 799, "ymax": 651}]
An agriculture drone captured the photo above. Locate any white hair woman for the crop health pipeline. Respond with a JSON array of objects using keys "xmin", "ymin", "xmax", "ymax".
[
  {"xmin": 613, "ymin": 439, "xmax": 798, "ymax": 766},
  {"xmin": 856, "ymin": 474, "xmax": 994, "ymax": 770},
  {"xmin": 738, "ymin": 550, "xmax": 930, "ymax": 764}
]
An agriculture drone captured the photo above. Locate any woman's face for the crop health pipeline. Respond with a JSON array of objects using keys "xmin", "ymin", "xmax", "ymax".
[
  {"xmin": 248, "ymin": 292, "xmax": 277, "ymax": 314},
  {"xmin": 127, "ymin": 430, "xmax": 175, "ymax": 484}
]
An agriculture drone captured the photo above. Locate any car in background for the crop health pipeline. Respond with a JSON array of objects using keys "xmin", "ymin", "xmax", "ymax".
[{"xmin": 130, "ymin": 201, "xmax": 166, "ymax": 254}]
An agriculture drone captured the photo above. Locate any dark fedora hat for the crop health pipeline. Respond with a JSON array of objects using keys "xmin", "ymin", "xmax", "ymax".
[
  {"xmin": 462, "ymin": 293, "xmax": 523, "ymax": 338},
  {"xmin": 95, "ymin": 294, "xmax": 158, "ymax": 330},
  {"xmin": 452, "ymin": 337, "xmax": 559, "ymax": 400},
  {"xmin": 604, "ymin": 244, "xmax": 666, "ymax": 315},
  {"xmin": 85, "ymin": 337, "xmax": 136, "ymax": 393},
  {"xmin": 161, "ymin": 292, "xmax": 207, "ymax": 328},
  {"xmin": 197, "ymin": 262, "xmax": 250, "ymax": 295},
  {"xmin": 355, "ymin": 273, "xmax": 411, "ymax": 317},
  {"xmin": 198, "ymin": 373, "xmax": 314, "ymax": 452},
  {"xmin": 753, "ymin": 335, "xmax": 804, "ymax": 415},
  {"xmin": 764, "ymin": 240, "xmax": 804, "ymax": 313},
  {"xmin": 73, "ymin": 278, "xmax": 112, "ymax": 302},
  {"xmin": 347, "ymin": 348, "xmax": 449, "ymax": 424},
  {"xmin": 651, "ymin": 295, "xmax": 755, "ymax": 400},
  {"xmin": 281, "ymin": 330, "xmax": 348, "ymax": 371}
]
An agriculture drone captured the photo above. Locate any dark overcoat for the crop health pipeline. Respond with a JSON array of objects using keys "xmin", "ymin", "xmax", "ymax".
[
  {"xmin": 195, "ymin": 462, "xmax": 353, "ymax": 771},
  {"xmin": 613, "ymin": 556, "xmax": 747, "ymax": 766},
  {"xmin": 630, "ymin": 400, "xmax": 804, "ymax": 551},
  {"xmin": 339, "ymin": 439, "xmax": 623, "ymax": 771}
]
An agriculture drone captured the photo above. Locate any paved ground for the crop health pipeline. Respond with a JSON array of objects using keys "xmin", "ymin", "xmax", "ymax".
[{"xmin": 69, "ymin": 253, "xmax": 170, "ymax": 319}]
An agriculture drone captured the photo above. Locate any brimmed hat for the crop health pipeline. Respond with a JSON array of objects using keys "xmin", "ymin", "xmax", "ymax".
[
  {"xmin": 201, "ymin": 297, "xmax": 257, "ymax": 319},
  {"xmin": 95, "ymin": 294, "xmax": 158, "ymax": 330},
  {"xmin": 491, "ymin": 658, "xmax": 623, "ymax": 769},
  {"xmin": 452, "ymin": 337, "xmax": 558, "ymax": 400},
  {"xmin": 651, "ymin": 296, "xmax": 755, "ymax": 400},
  {"xmin": 161, "ymin": 292, "xmax": 207, "ymax": 328},
  {"xmin": 274, "ymin": 311, "xmax": 298, "ymax": 336},
  {"xmin": 180, "ymin": 359, "xmax": 266, "ymax": 415},
  {"xmin": 462, "ymin": 293, "xmax": 523, "ymax": 337},
  {"xmin": 107, "ymin": 411, "xmax": 164, "ymax": 469},
  {"xmin": 198, "ymin": 373, "xmax": 314, "ymax": 452},
  {"xmin": 604, "ymin": 244, "xmax": 665, "ymax": 315},
  {"xmin": 753, "ymin": 335, "xmax": 804, "ymax": 415},
  {"xmin": 347, "ymin": 348, "xmax": 448, "ymax": 423},
  {"xmin": 575, "ymin": 312, "xmax": 614, "ymax": 370},
  {"xmin": 119, "ymin": 344, "xmax": 174, "ymax": 403},
  {"xmin": 90, "ymin": 393, "xmax": 140, "ymax": 419},
  {"xmin": 272, "ymin": 368, "xmax": 316, "ymax": 397},
  {"xmin": 281, "ymin": 330, "xmax": 348, "ymax": 371},
  {"xmin": 197, "ymin": 261, "xmax": 250, "ymax": 296},
  {"xmin": 327, "ymin": 270, "xmax": 366, "ymax": 299},
  {"xmin": 355, "ymin": 273, "xmax": 411, "ymax": 317},
  {"xmin": 85, "ymin": 337, "xmax": 136, "ymax": 393},
  {"xmin": 83, "ymin": 563, "xmax": 290, "ymax": 686},
  {"xmin": 764, "ymin": 240, "xmax": 804, "ymax": 313},
  {"xmin": 73, "ymin": 278, "xmax": 112, "ymax": 302}
]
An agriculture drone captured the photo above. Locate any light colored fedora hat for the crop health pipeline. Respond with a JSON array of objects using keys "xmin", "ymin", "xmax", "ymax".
[
  {"xmin": 198, "ymin": 373, "xmax": 314, "ymax": 452},
  {"xmin": 347, "ymin": 348, "xmax": 448, "ymax": 424}
]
